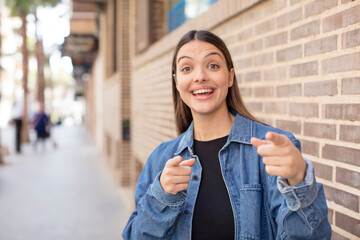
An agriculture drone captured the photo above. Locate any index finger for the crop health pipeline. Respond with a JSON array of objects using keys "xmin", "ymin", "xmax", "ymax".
[
  {"xmin": 265, "ymin": 132, "xmax": 288, "ymax": 146},
  {"xmin": 166, "ymin": 156, "xmax": 183, "ymax": 167}
]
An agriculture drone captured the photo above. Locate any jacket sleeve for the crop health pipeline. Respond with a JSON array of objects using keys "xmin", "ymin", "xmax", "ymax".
[
  {"xmin": 122, "ymin": 150, "xmax": 187, "ymax": 239},
  {"xmin": 267, "ymin": 138, "xmax": 332, "ymax": 240}
]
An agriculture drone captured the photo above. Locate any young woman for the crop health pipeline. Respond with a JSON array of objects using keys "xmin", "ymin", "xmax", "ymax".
[{"xmin": 122, "ymin": 30, "xmax": 331, "ymax": 240}]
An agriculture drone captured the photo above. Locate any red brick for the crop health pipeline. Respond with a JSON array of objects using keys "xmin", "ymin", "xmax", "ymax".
[
  {"xmin": 224, "ymin": 35, "xmax": 237, "ymax": 45},
  {"xmin": 304, "ymin": 122, "xmax": 336, "ymax": 139},
  {"xmin": 243, "ymin": 71, "xmax": 261, "ymax": 82},
  {"xmin": 254, "ymin": 52, "xmax": 274, "ymax": 66},
  {"xmin": 344, "ymin": 104, "xmax": 360, "ymax": 121},
  {"xmin": 276, "ymin": 45, "xmax": 302, "ymax": 62},
  {"xmin": 291, "ymin": 20, "xmax": 320, "ymax": 41},
  {"xmin": 255, "ymin": 19, "xmax": 275, "ymax": 35},
  {"xmin": 301, "ymin": 139, "xmax": 319, "ymax": 157},
  {"xmin": 265, "ymin": 32, "xmax": 288, "ymax": 48},
  {"xmin": 263, "ymin": 67, "xmax": 287, "ymax": 81},
  {"xmin": 336, "ymin": 167, "xmax": 360, "ymax": 189},
  {"xmin": 322, "ymin": 53, "xmax": 360, "ymax": 74},
  {"xmin": 245, "ymin": 102, "xmax": 263, "ymax": 113},
  {"xmin": 342, "ymin": 77, "xmax": 360, "ymax": 94},
  {"xmin": 276, "ymin": 7, "xmax": 302, "ymax": 28},
  {"xmin": 254, "ymin": 86, "xmax": 274, "ymax": 98},
  {"xmin": 236, "ymin": 57, "xmax": 252, "ymax": 69},
  {"xmin": 246, "ymin": 39, "xmax": 263, "ymax": 53},
  {"xmin": 304, "ymin": 80, "xmax": 338, "ymax": 96},
  {"xmin": 238, "ymin": 28, "xmax": 253, "ymax": 41},
  {"xmin": 239, "ymin": 87, "xmax": 252, "ymax": 97},
  {"xmin": 259, "ymin": 117, "xmax": 274, "ymax": 126},
  {"xmin": 230, "ymin": 45, "xmax": 244, "ymax": 55},
  {"xmin": 312, "ymin": 161, "xmax": 332, "ymax": 180},
  {"xmin": 323, "ymin": 144, "xmax": 360, "ymax": 167},
  {"xmin": 304, "ymin": 35, "xmax": 337, "ymax": 56},
  {"xmin": 323, "ymin": 104, "xmax": 343, "ymax": 119},
  {"xmin": 290, "ymin": 103, "xmax": 318, "ymax": 117},
  {"xmin": 331, "ymin": 232, "xmax": 349, "ymax": 240},
  {"xmin": 323, "ymin": 5, "xmax": 360, "ymax": 32},
  {"xmin": 323, "ymin": 104, "xmax": 360, "ymax": 121},
  {"xmin": 324, "ymin": 185, "xmax": 359, "ymax": 212},
  {"xmin": 277, "ymin": 84, "xmax": 302, "ymax": 97},
  {"xmin": 290, "ymin": 0, "xmax": 302, "ymax": 5},
  {"xmin": 335, "ymin": 212, "xmax": 360, "ymax": 237},
  {"xmin": 342, "ymin": 28, "xmax": 360, "ymax": 48},
  {"xmin": 340, "ymin": 125, "xmax": 360, "ymax": 143},
  {"xmin": 264, "ymin": 102, "xmax": 288, "ymax": 114},
  {"xmin": 276, "ymin": 119, "xmax": 301, "ymax": 134},
  {"xmin": 236, "ymin": 73, "xmax": 243, "ymax": 83},
  {"xmin": 305, "ymin": 0, "xmax": 338, "ymax": 18},
  {"xmin": 290, "ymin": 61, "xmax": 318, "ymax": 78}
]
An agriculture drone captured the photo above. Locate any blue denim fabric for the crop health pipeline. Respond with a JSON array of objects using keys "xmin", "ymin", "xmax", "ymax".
[{"xmin": 122, "ymin": 113, "xmax": 331, "ymax": 239}]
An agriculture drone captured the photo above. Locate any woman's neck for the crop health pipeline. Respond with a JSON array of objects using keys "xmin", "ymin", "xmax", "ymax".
[{"xmin": 192, "ymin": 107, "xmax": 235, "ymax": 141}]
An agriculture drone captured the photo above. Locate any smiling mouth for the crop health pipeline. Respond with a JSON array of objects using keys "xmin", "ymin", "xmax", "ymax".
[{"xmin": 192, "ymin": 89, "xmax": 214, "ymax": 96}]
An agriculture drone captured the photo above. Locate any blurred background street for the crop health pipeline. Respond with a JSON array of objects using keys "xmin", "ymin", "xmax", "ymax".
[{"xmin": 0, "ymin": 125, "xmax": 130, "ymax": 240}]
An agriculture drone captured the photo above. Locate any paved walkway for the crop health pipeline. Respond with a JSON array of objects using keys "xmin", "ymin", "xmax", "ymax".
[{"xmin": 0, "ymin": 125, "xmax": 131, "ymax": 240}]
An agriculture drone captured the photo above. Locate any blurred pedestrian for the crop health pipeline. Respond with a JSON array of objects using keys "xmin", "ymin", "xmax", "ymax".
[
  {"xmin": 10, "ymin": 100, "xmax": 23, "ymax": 153},
  {"xmin": 123, "ymin": 30, "xmax": 331, "ymax": 239},
  {"xmin": 32, "ymin": 103, "xmax": 50, "ymax": 151}
]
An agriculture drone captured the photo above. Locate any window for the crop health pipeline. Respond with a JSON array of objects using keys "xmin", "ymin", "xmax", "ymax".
[{"xmin": 167, "ymin": 0, "xmax": 219, "ymax": 32}]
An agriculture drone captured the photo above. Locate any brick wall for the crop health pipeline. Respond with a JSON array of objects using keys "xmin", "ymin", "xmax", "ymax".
[
  {"xmin": 131, "ymin": 0, "xmax": 360, "ymax": 238},
  {"xmin": 91, "ymin": 0, "xmax": 133, "ymax": 188}
]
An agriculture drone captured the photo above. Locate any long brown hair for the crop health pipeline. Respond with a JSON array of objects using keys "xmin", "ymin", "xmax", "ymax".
[{"xmin": 172, "ymin": 30, "xmax": 261, "ymax": 134}]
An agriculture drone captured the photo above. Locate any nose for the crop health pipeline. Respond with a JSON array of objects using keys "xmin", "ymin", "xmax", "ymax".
[{"xmin": 194, "ymin": 67, "xmax": 207, "ymax": 83}]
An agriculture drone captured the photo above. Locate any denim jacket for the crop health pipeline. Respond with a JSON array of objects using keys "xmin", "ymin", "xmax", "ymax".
[{"xmin": 123, "ymin": 113, "xmax": 331, "ymax": 239}]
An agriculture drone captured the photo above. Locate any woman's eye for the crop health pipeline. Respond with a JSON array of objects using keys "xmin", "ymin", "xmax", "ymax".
[
  {"xmin": 181, "ymin": 66, "xmax": 191, "ymax": 72},
  {"xmin": 208, "ymin": 64, "xmax": 219, "ymax": 69}
]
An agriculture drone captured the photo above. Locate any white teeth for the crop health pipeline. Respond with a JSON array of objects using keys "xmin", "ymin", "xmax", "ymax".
[{"xmin": 193, "ymin": 89, "xmax": 213, "ymax": 94}]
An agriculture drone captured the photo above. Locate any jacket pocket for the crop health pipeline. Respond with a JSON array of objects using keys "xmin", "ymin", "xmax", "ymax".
[{"xmin": 239, "ymin": 184, "xmax": 264, "ymax": 240}]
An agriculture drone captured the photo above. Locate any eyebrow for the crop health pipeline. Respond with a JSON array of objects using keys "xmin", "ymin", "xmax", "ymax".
[{"xmin": 177, "ymin": 51, "xmax": 223, "ymax": 63}]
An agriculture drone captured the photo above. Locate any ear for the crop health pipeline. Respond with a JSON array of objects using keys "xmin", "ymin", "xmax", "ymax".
[
  {"xmin": 228, "ymin": 68, "xmax": 234, "ymax": 87},
  {"xmin": 173, "ymin": 74, "xmax": 179, "ymax": 91}
]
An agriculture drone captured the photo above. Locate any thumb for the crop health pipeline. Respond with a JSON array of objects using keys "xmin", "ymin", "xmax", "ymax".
[{"xmin": 179, "ymin": 158, "xmax": 196, "ymax": 167}]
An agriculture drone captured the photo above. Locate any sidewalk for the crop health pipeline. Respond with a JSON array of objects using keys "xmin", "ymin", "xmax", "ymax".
[{"xmin": 0, "ymin": 125, "xmax": 131, "ymax": 240}]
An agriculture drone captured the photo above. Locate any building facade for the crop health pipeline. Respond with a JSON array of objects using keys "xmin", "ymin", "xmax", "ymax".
[{"xmin": 69, "ymin": 0, "xmax": 360, "ymax": 239}]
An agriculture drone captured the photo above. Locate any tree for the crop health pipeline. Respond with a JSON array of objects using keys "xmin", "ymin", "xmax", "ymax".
[
  {"xmin": 34, "ymin": 0, "xmax": 61, "ymax": 106},
  {"xmin": 5, "ymin": 0, "xmax": 60, "ymax": 143}
]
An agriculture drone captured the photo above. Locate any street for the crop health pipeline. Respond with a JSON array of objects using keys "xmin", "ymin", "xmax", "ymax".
[{"xmin": 0, "ymin": 125, "xmax": 130, "ymax": 240}]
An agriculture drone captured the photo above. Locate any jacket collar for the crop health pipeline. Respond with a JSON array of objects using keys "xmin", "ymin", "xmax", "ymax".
[{"xmin": 174, "ymin": 111, "xmax": 253, "ymax": 156}]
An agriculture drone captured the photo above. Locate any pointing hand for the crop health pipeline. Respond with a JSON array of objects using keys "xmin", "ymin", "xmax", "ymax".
[
  {"xmin": 251, "ymin": 132, "xmax": 306, "ymax": 186},
  {"xmin": 160, "ymin": 156, "xmax": 196, "ymax": 195}
]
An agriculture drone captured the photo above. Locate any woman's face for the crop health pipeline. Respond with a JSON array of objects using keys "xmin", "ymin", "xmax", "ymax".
[{"xmin": 174, "ymin": 40, "xmax": 234, "ymax": 117}]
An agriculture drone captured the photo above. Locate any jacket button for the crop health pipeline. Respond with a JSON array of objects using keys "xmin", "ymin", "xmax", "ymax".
[
  {"xmin": 236, "ymin": 145, "xmax": 240, "ymax": 149},
  {"xmin": 184, "ymin": 210, "xmax": 190, "ymax": 214},
  {"xmin": 192, "ymin": 175, "xmax": 198, "ymax": 180},
  {"xmin": 187, "ymin": 153, "xmax": 190, "ymax": 157}
]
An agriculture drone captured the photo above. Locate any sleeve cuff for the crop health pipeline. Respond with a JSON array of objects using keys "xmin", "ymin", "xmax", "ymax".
[
  {"xmin": 277, "ymin": 158, "xmax": 318, "ymax": 211},
  {"xmin": 150, "ymin": 171, "xmax": 187, "ymax": 207}
]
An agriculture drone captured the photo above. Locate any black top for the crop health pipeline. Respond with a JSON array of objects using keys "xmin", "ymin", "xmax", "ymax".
[{"xmin": 192, "ymin": 135, "xmax": 235, "ymax": 240}]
